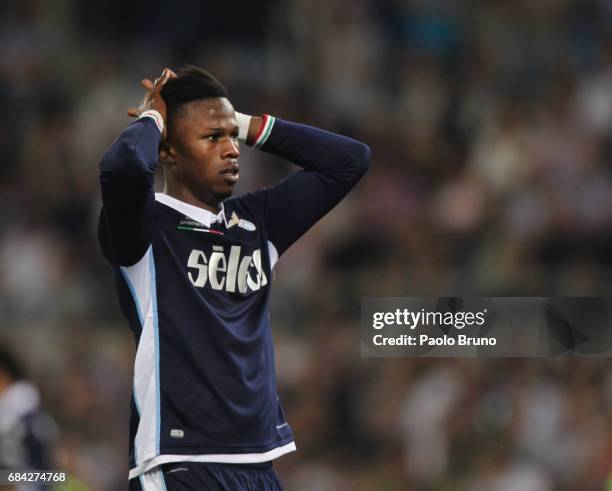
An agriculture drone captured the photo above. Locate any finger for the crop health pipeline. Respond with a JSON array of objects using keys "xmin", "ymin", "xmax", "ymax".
[
  {"xmin": 152, "ymin": 70, "xmax": 165, "ymax": 87},
  {"xmin": 127, "ymin": 108, "xmax": 140, "ymax": 117},
  {"xmin": 159, "ymin": 68, "xmax": 174, "ymax": 86},
  {"xmin": 141, "ymin": 79, "xmax": 155, "ymax": 91}
]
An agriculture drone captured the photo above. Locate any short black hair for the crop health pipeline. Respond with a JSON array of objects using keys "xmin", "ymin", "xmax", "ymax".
[{"xmin": 161, "ymin": 65, "xmax": 228, "ymax": 127}]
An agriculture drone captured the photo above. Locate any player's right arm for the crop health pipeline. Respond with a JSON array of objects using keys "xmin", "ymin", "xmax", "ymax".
[{"xmin": 98, "ymin": 69, "xmax": 175, "ymax": 266}]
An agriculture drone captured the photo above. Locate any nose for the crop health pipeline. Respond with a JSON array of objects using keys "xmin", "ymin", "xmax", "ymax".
[{"xmin": 221, "ymin": 136, "xmax": 239, "ymax": 159}]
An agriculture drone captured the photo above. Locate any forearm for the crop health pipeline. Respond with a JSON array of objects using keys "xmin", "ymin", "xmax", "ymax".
[
  {"xmin": 98, "ymin": 117, "xmax": 161, "ymax": 265},
  {"xmin": 245, "ymin": 116, "xmax": 264, "ymax": 146},
  {"xmin": 99, "ymin": 116, "xmax": 161, "ymax": 185},
  {"xmin": 244, "ymin": 115, "xmax": 371, "ymax": 181}
]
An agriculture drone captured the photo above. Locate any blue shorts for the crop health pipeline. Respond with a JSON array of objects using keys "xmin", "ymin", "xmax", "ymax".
[{"xmin": 129, "ymin": 462, "xmax": 283, "ymax": 491}]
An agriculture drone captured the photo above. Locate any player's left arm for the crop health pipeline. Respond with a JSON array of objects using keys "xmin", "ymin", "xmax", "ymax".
[{"xmin": 239, "ymin": 113, "xmax": 371, "ymax": 257}]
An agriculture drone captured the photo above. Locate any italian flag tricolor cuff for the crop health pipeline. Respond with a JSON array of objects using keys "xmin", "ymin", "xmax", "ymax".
[
  {"xmin": 139, "ymin": 110, "xmax": 164, "ymax": 134},
  {"xmin": 253, "ymin": 114, "xmax": 275, "ymax": 150}
]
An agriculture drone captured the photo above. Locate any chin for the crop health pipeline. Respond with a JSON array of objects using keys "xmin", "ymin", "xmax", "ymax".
[
  {"xmin": 215, "ymin": 187, "xmax": 234, "ymax": 202},
  {"xmin": 189, "ymin": 185, "xmax": 233, "ymax": 210}
]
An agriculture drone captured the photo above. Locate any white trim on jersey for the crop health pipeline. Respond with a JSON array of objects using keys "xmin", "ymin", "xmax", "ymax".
[
  {"xmin": 128, "ymin": 441, "xmax": 297, "ymax": 480},
  {"xmin": 138, "ymin": 466, "xmax": 168, "ymax": 491},
  {"xmin": 267, "ymin": 240, "xmax": 279, "ymax": 269},
  {"xmin": 155, "ymin": 193, "xmax": 218, "ymax": 227},
  {"xmin": 121, "ymin": 246, "xmax": 161, "ymax": 465}
]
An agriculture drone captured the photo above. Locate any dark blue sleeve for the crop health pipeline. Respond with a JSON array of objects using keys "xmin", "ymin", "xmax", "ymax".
[
  {"xmin": 98, "ymin": 118, "xmax": 160, "ymax": 266},
  {"xmin": 250, "ymin": 117, "xmax": 370, "ymax": 257}
]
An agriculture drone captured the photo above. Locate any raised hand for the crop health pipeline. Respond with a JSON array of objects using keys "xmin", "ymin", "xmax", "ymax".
[{"xmin": 127, "ymin": 67, "xmax": 177, "ymax": 137}]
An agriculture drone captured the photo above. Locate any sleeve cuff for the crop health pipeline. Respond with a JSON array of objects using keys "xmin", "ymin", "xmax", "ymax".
[
  {"xmin": 139, "ymin": 110, "xmax": 164, "ymax": 134},
  {"xmin": 253, "ymin": 114, "xmax": 276, "ymax": 150}
]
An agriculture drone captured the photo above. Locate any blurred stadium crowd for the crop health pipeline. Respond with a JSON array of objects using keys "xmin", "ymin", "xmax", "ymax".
[{"xmin": 1, "ymin": 0, "xmax": 612, "ymax": 489}]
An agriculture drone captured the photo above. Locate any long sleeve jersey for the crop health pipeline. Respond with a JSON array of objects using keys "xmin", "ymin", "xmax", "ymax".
[{"xmin": 98, "ymin": 113, "xmax": 370, "ymax": 479}]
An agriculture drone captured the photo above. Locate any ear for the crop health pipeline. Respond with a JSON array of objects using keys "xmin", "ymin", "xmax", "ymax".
[{"xmin": 159, "ymin": 141, "xmax": 176, "ymax": 166}]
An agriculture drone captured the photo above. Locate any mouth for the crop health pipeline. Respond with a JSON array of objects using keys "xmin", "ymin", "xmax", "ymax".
[{"xmin": 220, "ymin": 162, "xmax": 239, "ymax": 184}]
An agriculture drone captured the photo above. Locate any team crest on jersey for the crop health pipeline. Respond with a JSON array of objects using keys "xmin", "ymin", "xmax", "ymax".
[{"xmin": 227, "ymin": 211, "xmax": 256, "ymax": 232}]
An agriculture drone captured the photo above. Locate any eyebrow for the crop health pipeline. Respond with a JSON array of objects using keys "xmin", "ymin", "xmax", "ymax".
[{"xmin": 208, "ymin": 125, "xmax": 239, "ymax": 133}]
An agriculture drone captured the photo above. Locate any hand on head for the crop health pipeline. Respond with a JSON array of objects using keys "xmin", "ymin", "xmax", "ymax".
[{"xmin": 127, "ymin": 68, "xmax": 177, "ymax": 138}]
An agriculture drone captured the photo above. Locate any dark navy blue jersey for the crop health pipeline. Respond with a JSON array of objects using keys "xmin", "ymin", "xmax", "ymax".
[{"xmin": 98, "ymin": 114, "xmax": 370, "ymax": 479}]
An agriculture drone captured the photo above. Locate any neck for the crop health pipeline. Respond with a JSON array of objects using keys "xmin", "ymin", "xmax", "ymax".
[{"xmin": 163, "ymin": 181, "xmax": 220, "ymax": 213}]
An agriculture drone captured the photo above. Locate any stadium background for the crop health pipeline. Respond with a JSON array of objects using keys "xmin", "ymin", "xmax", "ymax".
[{"xmin": 1, "ymin": 0, "xmax": 612, "ymax": 489}]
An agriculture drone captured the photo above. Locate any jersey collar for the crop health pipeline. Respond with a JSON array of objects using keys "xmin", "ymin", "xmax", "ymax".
[{"xmin": 155, "ymin": 193, "xmax": 224, "ymax": 227}]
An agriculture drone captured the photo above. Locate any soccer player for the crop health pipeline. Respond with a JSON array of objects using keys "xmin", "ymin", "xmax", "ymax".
[
  {"xmin": 98, "ymin": 66, "xmax": 370, "ymax": 490},
  {"xmin": 0, "ymin": 348, "xmax": 57, "ymax": 487}
]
